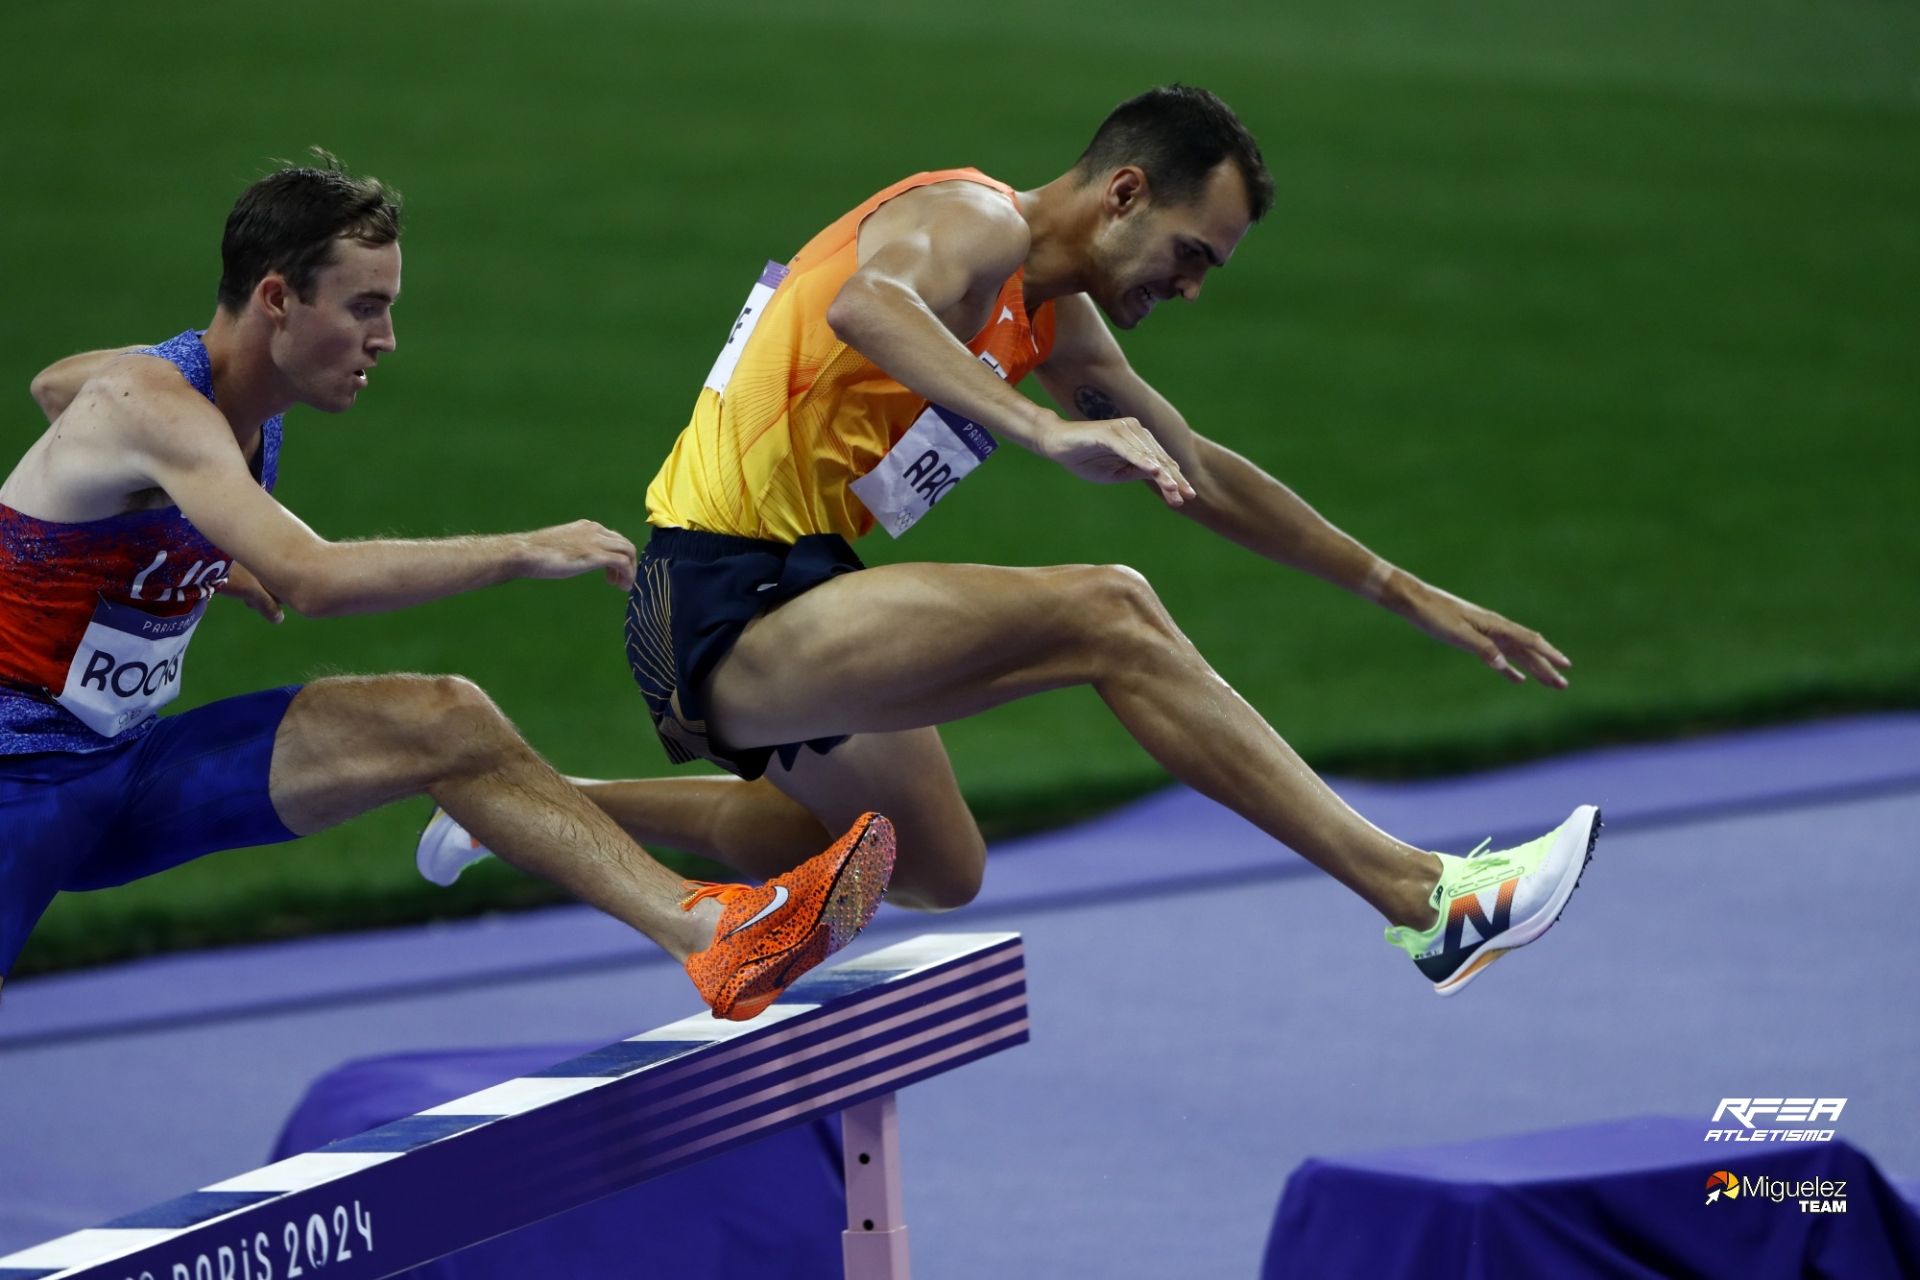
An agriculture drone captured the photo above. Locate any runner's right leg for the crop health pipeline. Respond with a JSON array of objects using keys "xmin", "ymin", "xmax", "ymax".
[
  {"xmin": 269, "ymin": 675, "xmax": 722, "ymax": 956},
  {"xmin": 267, "ymin": 674, "xmax": 893, "ymax": 1015}
]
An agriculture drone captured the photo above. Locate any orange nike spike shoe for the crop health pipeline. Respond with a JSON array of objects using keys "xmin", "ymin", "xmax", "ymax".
[{"xmin": 682, "ymin": 812, "xmax": 897, "ymax": 1020}]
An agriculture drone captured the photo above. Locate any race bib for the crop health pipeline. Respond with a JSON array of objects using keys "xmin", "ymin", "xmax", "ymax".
[
  {"xmin": 850, "ymin": 402, "xmax": 999, "ymax": 538},
  {"xmin": 56, "ymin": 596, "xmax": 206, "ymax": 737},
  {"xmin": 704, "ymin": 260, "xmax": 791, "ymax": 397}
]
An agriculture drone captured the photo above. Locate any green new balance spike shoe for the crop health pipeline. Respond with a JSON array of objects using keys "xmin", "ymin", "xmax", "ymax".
[{"xmin": 1386, "ymin": 805, "xmax": 1602, "ymax": 996}]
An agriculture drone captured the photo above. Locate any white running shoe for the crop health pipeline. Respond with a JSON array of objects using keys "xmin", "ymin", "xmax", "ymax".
[
  {"xmin": 1384, "ymin": 804, "xmax": 1602, "ymax": 996},
  {"xmin": 415, "ymin": 806, "xmax": 493, "ymax": 887}
]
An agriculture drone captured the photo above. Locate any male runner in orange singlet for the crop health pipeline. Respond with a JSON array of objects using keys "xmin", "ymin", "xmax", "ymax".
[{"xmin": 426, "ymin": 87, "xmax": 1600, "ymax": 995}]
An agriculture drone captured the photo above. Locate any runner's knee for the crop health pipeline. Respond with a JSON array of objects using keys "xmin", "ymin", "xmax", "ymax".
[
  {"xmin": 328, "ymin": 674, "xmax": 522, "ymax": 780},
  {"xmin": 887, "ymin": 825, "xmax": 986, "ymax": 912},
  {"xmin": 1072, "ymin": 564, "xmax": 1180, "ymax": 656}
]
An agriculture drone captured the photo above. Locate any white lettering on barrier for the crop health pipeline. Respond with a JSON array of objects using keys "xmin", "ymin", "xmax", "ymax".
[{"xmin": 149, "ymin": 1203, "xmax": 369, "ymax": 1280}]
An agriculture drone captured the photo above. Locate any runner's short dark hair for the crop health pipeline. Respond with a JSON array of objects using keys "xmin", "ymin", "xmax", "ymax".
[
  {"xmin": 216, "ymin": 148, "xmax": 403, "ymax": 312},
  {"xmin": 1074, "ymin": 85, "xmax": 1273, "ymax": 221}
]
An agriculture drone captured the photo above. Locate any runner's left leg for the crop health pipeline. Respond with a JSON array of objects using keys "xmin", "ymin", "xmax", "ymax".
[
  {"xmin": 565, "ymin": 776, "xmax": 832, "ymax": 878},
  {"xmin": 763, "ymin": 727, "xmax": 985, "ymax": 913},
  {"xmin": 704, "ymin": 561, "xmax": 1443, "ymax": 928}
]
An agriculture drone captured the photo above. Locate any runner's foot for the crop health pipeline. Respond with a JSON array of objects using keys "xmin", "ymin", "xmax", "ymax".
[
  {"xmin": 683, "ymin": 812, "xmax": 897, "ymax": 1020},
  {"xmin": 1384, "ymin": 805, "xmax": 1601, "ymax": 996}
]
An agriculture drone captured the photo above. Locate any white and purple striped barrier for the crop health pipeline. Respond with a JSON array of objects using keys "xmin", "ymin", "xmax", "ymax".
[{"xmin": 0, "ymin": 932, "xmax": 1027, "ymax": 1280}]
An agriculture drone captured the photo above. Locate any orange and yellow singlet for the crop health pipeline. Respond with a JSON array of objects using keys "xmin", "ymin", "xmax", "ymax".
[{"xmin": 645, "ymin": 168, "xmax": 1058, "ymax": 543}]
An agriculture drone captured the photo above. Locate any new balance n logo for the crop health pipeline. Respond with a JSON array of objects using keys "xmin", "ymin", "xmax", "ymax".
[{"xmin": 1445, "ymin": 877, "xmax": 1519, "ymax": 950}]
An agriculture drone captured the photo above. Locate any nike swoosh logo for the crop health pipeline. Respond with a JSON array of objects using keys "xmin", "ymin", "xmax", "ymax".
[
  {"xmin": 721, "ymin": 884, "xmax": 789, "ymax": 940},
  {"xmin": 755, "ymin": 582, "xmax": 777, "ymax": 592}
]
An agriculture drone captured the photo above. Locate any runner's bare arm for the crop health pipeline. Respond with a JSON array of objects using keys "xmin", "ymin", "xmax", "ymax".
[
  {"xmin": 30, "ymin": 346, "xmax": 148, "ymax": 422},
  {"xmin": 828, "ymin": 182, "xmax": 1192, "ymax": 506},
  {"xmin": 97, "ymin": 360, "xmax": 638, "ymax": 617},
  {"xmin": 1035, "ymin": 294, "xmax": 1571, "ymax": 687},
  {"xmin": 1036, "ymin": 294, "xmax": 1385, "ymax": 580}
]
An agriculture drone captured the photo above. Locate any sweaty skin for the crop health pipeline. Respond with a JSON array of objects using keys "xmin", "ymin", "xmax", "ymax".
[
  {"xmin": 4, "ymin": 244, "xmax": 639, "ymax": 617},
  {"xmin": 495, "ymin": 155, "xmax": 1571, "ymax": 925},
  {"xmin": 1, "ymin": 235, "xmax": 734, "ymax": 998}
]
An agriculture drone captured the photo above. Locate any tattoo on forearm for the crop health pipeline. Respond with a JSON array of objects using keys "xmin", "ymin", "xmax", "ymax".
[{"xmin": 1074, "ymin": 384, "xmax": 1122, "ymax": 421}]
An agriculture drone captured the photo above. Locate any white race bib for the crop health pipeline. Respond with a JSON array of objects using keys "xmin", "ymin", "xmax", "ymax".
[
  {"xmin": 850, "ymin": 347, "xmax": 1011, "ymax": 539},
  {"xmin": 849, "ymin": 402, "xmax": 999, "ymax": 538},
  {"xmin": 56, "ymin": 597, "xmax": 206, "ymax": 737},
  {"xmin": 704, "ymin": 260, "xmax": 791, "ymax": 397}
]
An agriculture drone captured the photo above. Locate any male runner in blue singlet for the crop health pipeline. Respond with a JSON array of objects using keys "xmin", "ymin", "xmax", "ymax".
[{"xmin": 0, "ymin": 153, "xmax": 892, "ymax": 1020}]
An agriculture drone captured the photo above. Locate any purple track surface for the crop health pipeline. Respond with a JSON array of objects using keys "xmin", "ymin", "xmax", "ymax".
[{"xmin": 2, "ymin": 715, "xmax": 1916, "ymax": 1277}]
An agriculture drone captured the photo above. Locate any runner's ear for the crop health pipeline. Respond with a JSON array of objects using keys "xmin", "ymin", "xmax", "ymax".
[
  {"xmin": 1106, "ymin": 166, "xmax": 1147, "ymax": 215},
  {"xmin": 254, "ymin": 273, "xmax": 292, "ymax": 323}
]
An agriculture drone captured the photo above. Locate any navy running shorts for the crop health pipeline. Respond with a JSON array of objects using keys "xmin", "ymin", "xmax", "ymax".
[
  {"xmin": 0, "ymin": 685, "xmax": 302, "ymax": 976},
  {"xmin": 625, "ymin": 527, "xmax": 864, "ymax": 781}
]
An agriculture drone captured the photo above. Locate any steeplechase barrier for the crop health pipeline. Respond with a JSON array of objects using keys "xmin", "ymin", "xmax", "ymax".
[{"xmin": 0, "ymin": 932, "xmax": 1028, "ymax": 1280}]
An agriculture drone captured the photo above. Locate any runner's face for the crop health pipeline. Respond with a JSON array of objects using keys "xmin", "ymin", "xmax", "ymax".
[
  {"xmin": 1089, "ymin": 161, "xmax": 1252, "ymax": 330},
  {"xmin": 276, "ymin": 238, "xmax": 400, "ymax": 413}
]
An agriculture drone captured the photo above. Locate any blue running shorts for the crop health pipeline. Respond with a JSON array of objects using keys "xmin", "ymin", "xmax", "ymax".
[{"xmin": 0, "ymin": 685, "xmax": 301, "ymax": 976}]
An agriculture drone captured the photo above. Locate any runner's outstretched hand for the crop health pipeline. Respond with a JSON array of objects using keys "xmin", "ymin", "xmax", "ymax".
[
  {"xmin": 1390, "ymin": 578, "xmax": 1571, "ymax": 688},
  {"xmin": 521, "ymin": 520, "xmax": 639, "ymax": 589},
  {"xmin": 1041, "ymin": 415, "xmax": 1195, "ymax": 508}
]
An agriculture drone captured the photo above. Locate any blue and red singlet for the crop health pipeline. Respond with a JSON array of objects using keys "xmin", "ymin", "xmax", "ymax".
[{"xmin": 0, "ymin": 330, "xmax": 281, "ymax": 756}]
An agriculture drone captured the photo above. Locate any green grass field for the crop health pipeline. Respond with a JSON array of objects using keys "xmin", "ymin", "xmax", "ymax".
[{"xmin": 3, "ymin": 0, "xmax": 1916, "ymax": 974}]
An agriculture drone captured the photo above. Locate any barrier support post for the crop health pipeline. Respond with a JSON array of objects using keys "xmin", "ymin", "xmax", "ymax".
[{"xmin": 842, "ymin": 1092, "xmax": 910, "ymax": 1279}]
